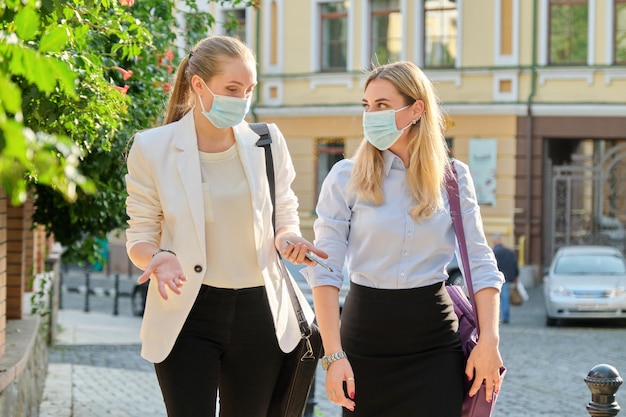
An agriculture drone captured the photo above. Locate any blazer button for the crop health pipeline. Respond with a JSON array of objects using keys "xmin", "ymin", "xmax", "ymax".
[{"xmin": 194, "ymin": 265, "xmax": 203, "ymax": 273}]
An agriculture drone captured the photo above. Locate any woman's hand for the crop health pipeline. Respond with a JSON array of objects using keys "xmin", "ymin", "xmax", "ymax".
[
  {"xmin": 137, "ymin": 251, "xmax": 187, "ymax": 300},
  {"xmin": 325, "ymin": 357, "xmax": 356, "ymax": 412},
  {"xmin": 275, "ymin": 233, "xmax": 329, "ymax": 267},
  {"xmin": 465, "ymin": 337, "xmax": 504, "ymax": 403}
]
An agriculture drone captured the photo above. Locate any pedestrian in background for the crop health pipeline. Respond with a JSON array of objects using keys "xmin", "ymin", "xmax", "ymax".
[
  {"xmin": 125, "ymin": 35, "xmax": 325, "ymax": 417},
  {"xmin": 299, "ymin": 60, "xmax": 505, "ymax": 417},
  {"xmin": 492, "ymin": 234, "xmax": 520, "ymax": 324}
]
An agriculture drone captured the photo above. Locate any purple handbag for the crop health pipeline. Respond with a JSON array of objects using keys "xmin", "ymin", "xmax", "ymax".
[{"xmin": 446, "ymin": 161, "xmax": 506, "ymax": 417}]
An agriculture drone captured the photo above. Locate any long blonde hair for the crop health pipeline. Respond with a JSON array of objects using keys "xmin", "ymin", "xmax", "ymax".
[
  {"xmin": 350, "ymin": 61, "xmax": 450, "ymax": 221},
  {"xmin": 163, "ymin": 35, "xmax": 256, "ymax": 125}
]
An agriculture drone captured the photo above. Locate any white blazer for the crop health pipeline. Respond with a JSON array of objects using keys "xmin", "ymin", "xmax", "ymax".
[{"xmin": 125, "ymin": 111, "xmax": 314, "ymax": 363}]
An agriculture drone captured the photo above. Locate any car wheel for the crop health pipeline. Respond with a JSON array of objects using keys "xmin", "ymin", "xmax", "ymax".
[
  {"xmin": 446, "ymin": 270, "xmax": 464, "ymax": 287},
  {"xmin": 546, "ymin": 316, "xmax": 558, "ymax": 327},
  {"xmin": 131, "ymin": 285, "xmax": 147, "ymax": 317}
]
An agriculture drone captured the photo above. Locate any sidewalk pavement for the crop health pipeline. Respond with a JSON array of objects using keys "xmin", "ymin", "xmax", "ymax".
[
  {"xmin": 38, "ymin": 310, "xmax": 167, "ymax": 417},
  {"xmin": 41, "ymin": 284, "xmax": 626, "ymax": 417},
  {"xmin": 38, "ymin": 309, "xmax": 341, "ymax": 417}
]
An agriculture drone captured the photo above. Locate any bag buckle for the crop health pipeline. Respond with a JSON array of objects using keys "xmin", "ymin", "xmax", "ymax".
[{"xmin": 300, "ymin": 337, "xmax": 315, "ymax": 361}]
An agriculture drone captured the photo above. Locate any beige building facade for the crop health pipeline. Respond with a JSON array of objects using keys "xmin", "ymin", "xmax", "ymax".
[{"xmin": 201, "ymin": 0, "xmax": 626, "ymax": 274}]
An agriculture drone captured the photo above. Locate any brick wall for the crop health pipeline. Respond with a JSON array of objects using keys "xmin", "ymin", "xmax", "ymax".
[
  {"xmin": 7, "ymin": 203, "xmax": 26, "ymax": 320},
  {"xmin": 0, "ymin": 191, "xmax": 7, "ymax": 356},
  {"xmin": 23, "ymin": 200, "xmax": 34, "ymax": 291}
]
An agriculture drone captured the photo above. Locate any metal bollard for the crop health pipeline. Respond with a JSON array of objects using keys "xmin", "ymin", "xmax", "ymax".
[
  {"xmin": 113, "ymin": 273, "xmax": 120, "ymax": 316},
  {"xmin": 59, "ymin": 269, "xmax": 64, "ymax": 309},
  {"xmin": 84, "ymin": 270, "xmax": 91, "ymax": 312},
  {"xmin": 585, "ymin": 363, "xmax": 623, "ymax": 417}
]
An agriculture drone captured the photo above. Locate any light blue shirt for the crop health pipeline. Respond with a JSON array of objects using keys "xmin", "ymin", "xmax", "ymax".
[{"xmin": 301, "ymin": 151, "xmax": 504, "ymax": 293}]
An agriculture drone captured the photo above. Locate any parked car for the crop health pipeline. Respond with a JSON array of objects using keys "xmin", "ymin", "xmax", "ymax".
[
  {"xmin": 543, "ymin": 245, "xmax": 626, "ymax": 326},
  {"xmin": 445, "ymin": 255, "xmax": 465, "ymax": 289}
]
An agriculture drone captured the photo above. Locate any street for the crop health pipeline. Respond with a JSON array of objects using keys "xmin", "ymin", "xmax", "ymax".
[{"xmin": 54, "ymin": 270, "xmax": 626, "ymax": 417}]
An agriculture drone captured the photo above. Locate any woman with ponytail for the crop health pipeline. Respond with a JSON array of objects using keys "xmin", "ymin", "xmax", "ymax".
[{"xmin": 125, "ymin": 35, "xmax": 325, "ymax": 416}]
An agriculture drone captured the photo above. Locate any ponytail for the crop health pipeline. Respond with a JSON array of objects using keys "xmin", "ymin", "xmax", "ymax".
[{"xmin": 163, "ymin": 54, "xmax": 193, "ymax": 125}]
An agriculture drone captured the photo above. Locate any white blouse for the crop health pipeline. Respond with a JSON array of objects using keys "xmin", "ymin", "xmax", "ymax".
[{"xmin": 301, "ymin": 152, "xmax": 504, "ymax": 293}]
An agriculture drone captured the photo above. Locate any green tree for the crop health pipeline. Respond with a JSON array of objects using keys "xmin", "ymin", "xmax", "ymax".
[{"xmin": 1, "ymin": 0, "xmax": 256, "ymax": 265}]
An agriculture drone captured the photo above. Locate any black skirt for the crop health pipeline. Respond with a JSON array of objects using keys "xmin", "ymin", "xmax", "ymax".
[{"xmin": 340, "ymin": 281, "xmax": 465, "ymax": 417}]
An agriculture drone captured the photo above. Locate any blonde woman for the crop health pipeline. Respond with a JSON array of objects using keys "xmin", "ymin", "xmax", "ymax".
[
  {"xmin": 125, "ymin": 35, "xmax": 324, "ymax": 416},
  {"xmin": 300, "ymin": 61, "xmax": 505, "ymax": 416}
]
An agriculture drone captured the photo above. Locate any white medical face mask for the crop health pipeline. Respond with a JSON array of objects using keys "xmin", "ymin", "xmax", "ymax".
[
  {"xmin": 197, "ymin": 79, "xmax": 251, "ymax": 128},
  {"xmin": 362, "ymin": 105, "xmax": 414, "ymax": 150}
]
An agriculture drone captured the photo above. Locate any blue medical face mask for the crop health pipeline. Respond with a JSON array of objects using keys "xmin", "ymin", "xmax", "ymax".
[
  {"xmin": 197, "ymin": 79, "xmax": 251, "ymax": 128},
  {"xmin": 362, "ymin": 105, "xmax": 414, "ymax": 150}
]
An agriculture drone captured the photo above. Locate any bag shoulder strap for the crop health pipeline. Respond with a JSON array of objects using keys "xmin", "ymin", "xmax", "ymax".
[
  {"xmin": 445, "ymin": 160, "xmax": 480, "ymax": 331},
  {"xmin": 250, "ymin": 122, "xmax": 311, "ymax": 339},
  {"xmin": 250, "ymin": 122, "xmax": 276, "ymax": 228}
]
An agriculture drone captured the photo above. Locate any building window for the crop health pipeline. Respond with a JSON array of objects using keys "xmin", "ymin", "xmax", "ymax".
[
  {"xmin": 616, "ymin": 0, "xmax": 626, "ymax": 64},
  {"xmin": 370, "ymin": 0, "xmax": 402, "ymax": 65},
  {"xmin": 320, "ymin": 2, "xmax": 349, "ymax": 72},
  {"xmin": 549, "ymin": 0, "xmax": 588, "ymax": 65},
  {"xmin": 424, "ymin": 0, "xmax": 457, "ymax": 68},
  {"xmin": 316, "ymin": 138, "xmax": 345, "ymax": 200},
  {"xmin": 224, "ymin": 9, "xmax": 246, "ymax": 42},
  {"xmin": 445, "ymin": 137, "xmax": 454, "ymax": 157}
]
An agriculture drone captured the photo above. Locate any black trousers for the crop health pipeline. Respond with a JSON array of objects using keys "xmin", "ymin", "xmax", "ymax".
[
  {"xmin": 154, "ymin": 285, "xmax": 284, "ymax": 417},
  {"xmin": 340, "ymin": 281, "xmax": 465, "ymax": 417}
]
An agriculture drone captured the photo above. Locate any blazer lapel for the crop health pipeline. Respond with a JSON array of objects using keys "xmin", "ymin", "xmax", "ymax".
[{"xmin": 174, "ymin": 112, "xmax": 206, "ymax": 253}]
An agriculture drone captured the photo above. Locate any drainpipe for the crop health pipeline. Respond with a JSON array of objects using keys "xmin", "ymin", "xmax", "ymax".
[
  {"xmin": 524, "ymin": 0, "xmax": 538, "ymax": 266},
  {"xmin": 250, "ymin": 6, "xmax": 261, "ymax": 123}
]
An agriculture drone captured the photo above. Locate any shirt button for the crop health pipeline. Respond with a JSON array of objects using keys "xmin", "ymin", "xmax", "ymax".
[
  {"xmin": 400, "ymin": 272, "xmax": 406, "ymax": 277},
  {"xmin": 194, "ymin": 265, "xmax": 203, "ymax": 273}
]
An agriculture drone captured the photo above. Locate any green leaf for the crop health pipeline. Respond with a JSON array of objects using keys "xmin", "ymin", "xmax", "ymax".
[
  {"xmin": 50, "ymin": 59, "xmax": 77, "ymax": 98},
  {"xmin": 14, "ymin": 6, "xmax": 40, "ymax": 41},
  {"xmin": 1, "ymin": 120, "xmax": 27, "ymax": 161},
  {"xmin": 0, "ymin": 76, "xmax": 22, "ymax": 114},
  {"xmin": 7, "ymin": 46, "xmax": 25, "ymax": 76},
  {"xmin": 39, "ymin": 26, "xmax": 69, "ymax": 53},
  {"xmin": 21, "ymin": 49, "xmax": 53, "ymax": 93}
]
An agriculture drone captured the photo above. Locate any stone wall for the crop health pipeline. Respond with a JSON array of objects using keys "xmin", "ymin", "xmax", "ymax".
[{"xmin": 0, "ymin": 316, "xmax": 47, "ymax": 417}]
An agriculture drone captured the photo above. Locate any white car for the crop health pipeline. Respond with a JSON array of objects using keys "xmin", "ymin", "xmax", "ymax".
[{"xmin": 544, "ymin": 245, "xmax": 626, "ymax": 326}]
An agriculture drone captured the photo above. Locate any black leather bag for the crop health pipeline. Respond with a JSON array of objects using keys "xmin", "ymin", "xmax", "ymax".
[
  {"xmin": 252, "ymin": 122, "xmax": 324, "ymax": 417},
  {"xmin": 267, "ymin": 263, "xmax": 324, "ymax": 417}
]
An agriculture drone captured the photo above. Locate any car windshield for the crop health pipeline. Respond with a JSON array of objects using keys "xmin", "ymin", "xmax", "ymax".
[{"xmin": 554, "ymin": 254, "xmax": 626, "ymax": 275}]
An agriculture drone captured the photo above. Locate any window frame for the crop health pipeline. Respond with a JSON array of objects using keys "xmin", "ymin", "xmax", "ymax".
[
  {"xmin": 547, "ymin": 0, "xmax": 589, "ymax": 66},
  {"xmin": 314, "ymin": 138, "xmax": 345, "ymax": 206},
  {"xmin": 224, "ymin": 8, "xmax": 247, "ymax": 41},
  {"xmin": 320, "ymin": 2, "xmax": 349, "ymax": 72},
  {"xmin": 615, "ymin": 0, "xmax": 626, "ymax": 64},
  {"xmin": 368, "ymin": 0, "xmax": 402, "ymax": 66},
  {"xmin": 423, "ymin": 0, "xmax": 458, "ymax": 69}
]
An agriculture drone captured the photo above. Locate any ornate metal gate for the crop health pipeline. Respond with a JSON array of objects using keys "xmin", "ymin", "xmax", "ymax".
[{"xmin": 545, "ymin": 143, "xmax": 626, "ymax": 265}]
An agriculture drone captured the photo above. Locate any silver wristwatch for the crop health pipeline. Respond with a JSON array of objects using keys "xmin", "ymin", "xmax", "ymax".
[{"xmin": 321, "ymin": 351, "xmax": 347, "ymax": 371}]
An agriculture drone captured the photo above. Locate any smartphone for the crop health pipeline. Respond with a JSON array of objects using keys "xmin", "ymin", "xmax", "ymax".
[{"xmin": 286, "ymin": 240, "xmax": 334, "ymax": 272}]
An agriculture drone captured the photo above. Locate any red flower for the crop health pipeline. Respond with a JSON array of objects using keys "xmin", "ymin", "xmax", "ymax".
[
  {"xmin": 119, "ymin": 0, "xmax": 134, "ymax": 6},
  {"xmin": 112, "ymin": 66, "xmax": 133, "ymax": 80},
  {"xmin": 112, "ymin": 85, "xmax": 130, "ymax": 96},
  {"xmin": 162, "ymin": 82, "xmax": 172, "ymax": 93},
  {"xmin": 164, "ymin": 48, "xmax": 174, "ymax": 62}
]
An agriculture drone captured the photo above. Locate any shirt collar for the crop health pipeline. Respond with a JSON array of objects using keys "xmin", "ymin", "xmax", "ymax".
[{"xmin": 382, "ymin": 150, "xmax": 406, "ymax": 176}]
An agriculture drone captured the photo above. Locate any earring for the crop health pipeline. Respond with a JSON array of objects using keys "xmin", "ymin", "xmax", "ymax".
[{"xmin": 412, "ymin": 119, "xmax": 418, "ymax": 125}]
